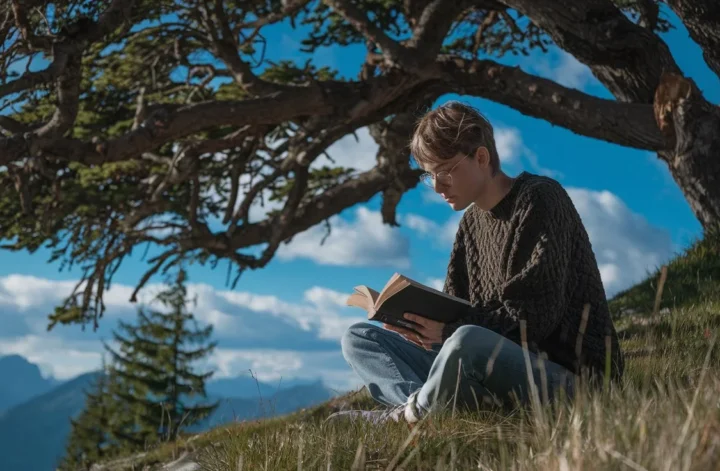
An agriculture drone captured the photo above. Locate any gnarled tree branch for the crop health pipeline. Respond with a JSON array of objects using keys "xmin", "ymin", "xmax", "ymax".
[{"xmin": 499, "ymin": 0, "xmax": 680, "ymax": 102}]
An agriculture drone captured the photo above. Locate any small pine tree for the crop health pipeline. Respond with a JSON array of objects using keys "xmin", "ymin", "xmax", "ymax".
[
  {"xmin": 106, "ymin": 269, "xmax": 218, "ymax": 450},
  {"xmin": 59, "ymin": 358, "xmax": 121, "ymax": 471}
]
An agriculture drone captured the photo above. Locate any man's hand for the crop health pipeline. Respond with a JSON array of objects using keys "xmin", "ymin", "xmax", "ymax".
[{"xmin": 383, "ymin": 313, "xmax": 445, "ymax": 350}]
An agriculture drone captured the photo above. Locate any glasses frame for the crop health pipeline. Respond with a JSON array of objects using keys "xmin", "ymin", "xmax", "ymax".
[{"xmin": 419, "ymin": 153, "xmax": 471, "ymax": 188}]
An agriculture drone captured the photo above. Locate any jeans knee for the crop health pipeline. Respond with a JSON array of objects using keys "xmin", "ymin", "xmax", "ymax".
[
  {"xmin": 444, "ymin": 325, "xmax": 502, "ymax": 360},
  {"xmin": 444, "ymin": 325, "xmax": 482, "ymax": 352},
  {"xmin": 340, "ymin": 321, "xmax": 377, "ymax": 361}
]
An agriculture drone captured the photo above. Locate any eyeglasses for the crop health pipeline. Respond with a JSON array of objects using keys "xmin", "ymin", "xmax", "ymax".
[{"xmin": 419, "ymin": 153, "xmax": 470, "ymax": 188}]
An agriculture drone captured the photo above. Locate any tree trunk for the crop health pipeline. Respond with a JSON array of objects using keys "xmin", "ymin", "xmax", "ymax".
[{"xmin": 655, "ymin": 73, "xmax": 720, "ymax": 231}]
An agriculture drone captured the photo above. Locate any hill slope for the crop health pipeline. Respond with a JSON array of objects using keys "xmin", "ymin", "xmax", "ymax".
[
  {"xmin": 91, "ymin": 233, "xmax": 720, "ymax": 471},
  {"xmin": 0, "ymin": 369, "xmax": 334, "ymax": 471}
]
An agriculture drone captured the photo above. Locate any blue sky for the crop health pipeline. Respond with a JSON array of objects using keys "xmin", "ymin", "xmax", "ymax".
[{"xmin": 0, "ymin": 5, "xmax": 717, "ymax": 393}]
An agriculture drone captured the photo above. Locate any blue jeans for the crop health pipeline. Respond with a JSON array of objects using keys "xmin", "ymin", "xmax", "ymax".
[{"xmin": 341, "ymin": 322, "xmax": 575, "ymax": 414}]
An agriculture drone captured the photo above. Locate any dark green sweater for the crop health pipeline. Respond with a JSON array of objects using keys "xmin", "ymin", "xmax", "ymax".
[{"xmin": 442, "ymin": 172, "xmax": 624, "ymax": 381}]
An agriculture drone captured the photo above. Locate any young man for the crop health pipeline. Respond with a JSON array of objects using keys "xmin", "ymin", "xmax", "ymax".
[{"xmin": 326, "ymin": 101, "xmax": 624, "ymax": 426}]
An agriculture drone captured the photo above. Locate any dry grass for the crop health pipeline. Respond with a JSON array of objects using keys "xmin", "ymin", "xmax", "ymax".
[{"xmin": 96, "ymin": 234, "xmax": 720, "ymax": 471}]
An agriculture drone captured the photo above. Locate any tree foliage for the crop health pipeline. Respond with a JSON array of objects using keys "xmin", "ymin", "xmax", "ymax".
[
  {"xmin": 1, "ymin": 0, "xmax": 719, "ymax": 329},
  {"xmin": 59, "ymin": 360, "xmax": 123, "ymax": 471},
  {"xmin": 59, "ymin": 269, "xmax": 217, "ymax": 467},
  {"xmin": 105, "ymin": 269, "xmax": 218, "ymax": 448}
]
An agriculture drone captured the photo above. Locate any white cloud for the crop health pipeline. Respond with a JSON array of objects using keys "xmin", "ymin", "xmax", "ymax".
[
  {"xmin": 0, "ymin": 335, "xmax": 104, "ymax": 380},
  {"xmin": 425, "ymin": 278, "xmax": 445, "ymax": 290},
  {"xmin": 529, "ymin": 50, "xmax": 595, "ymax": 91},
  {"xmin": 277, "ymin": 206, "xmax": 411, "ymax": 268},
  {"xmin": 494, "ymin": 126, "xmax": 561, "ymax": 178},
  {"xmin": 303, "ymin": 286, "xmax": 349, "ymax": 309},
  {"xmin": 551, "ymin": 52, "xmax": 594, "ymax": 90},
  {"xmin": 311, "ymin": 127, "xmax": 378, "ymax": 173},
  {"xmin": 0, "ymin": 275, "xmax": 76, "ymax": 311},
  {"xmin": 403, "ymin": 213, "xmax": 439, "ymax": 234},
  {"xmin": 0, "ymin": 334, "xmax": 362, "ymax": 390},
  {"xmin": 567, "ymin": 187, "xmax": 675, "ymax": 296},
  {"xmin": 400, "ymin": 212, "xmax": 462, "ymax": 246},
  {"xmin": 0, "ymin": 274, "xmax": 368, "ymax": 387},
  {"xmin": 210, "ymin": 348, "xmax": 359, "ymax": 391},
  {"xmin": 495, "ymin": 127, "xmax": 524, "ymax": 165}
]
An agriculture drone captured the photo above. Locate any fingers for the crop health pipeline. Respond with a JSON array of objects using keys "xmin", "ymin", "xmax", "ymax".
[
  {"xmin": 383, "ymin": 324, "xmax": 427, "ymax": 348},
  {"xmin": 403, "ymin": 312, "xmax": 429, "ymax": 327},
  {"xmin": 383, "ymin": 323, "xmax": 418, "ymax": 337}
]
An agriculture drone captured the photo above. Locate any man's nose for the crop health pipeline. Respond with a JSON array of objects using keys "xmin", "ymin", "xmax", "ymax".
[{"xmin": 433, "ymin": 179, "xmax": 447, "ymax": 193}]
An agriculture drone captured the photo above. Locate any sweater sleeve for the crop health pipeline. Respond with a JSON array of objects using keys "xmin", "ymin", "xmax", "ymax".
[
  {"xmin": 441, "ymin": 185, "xmax": 573, "ymax": 348},
  {"xmin": 442, "ymin": 219, "xmax": 470, "ymax": 301}
]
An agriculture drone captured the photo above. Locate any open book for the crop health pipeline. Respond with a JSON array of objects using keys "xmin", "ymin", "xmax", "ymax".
[{"xmin": 346, "ymin": 273, "xmax": 472, "ymax": 333}]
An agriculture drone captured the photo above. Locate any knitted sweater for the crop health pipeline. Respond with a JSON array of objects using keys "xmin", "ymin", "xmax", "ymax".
[{"xmin": 441, "ymin": 172, "xmax": 624, "ymax": 381}]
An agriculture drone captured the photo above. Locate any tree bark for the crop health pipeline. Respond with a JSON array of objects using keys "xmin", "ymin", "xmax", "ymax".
[
  {"xmin": 504, "ymin": 0, "xmax": 720, "ymax": 230},
  {"xmin": 654, "ymin": 73, "xmax": 720, "ymax": 230},
  {"xmin": 500, "ymin": 0, "xmax": 680, "ymax": 102}
]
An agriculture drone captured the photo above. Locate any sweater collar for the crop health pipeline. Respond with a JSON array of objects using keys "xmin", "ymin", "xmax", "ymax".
[{"xmin": 476, "ymin": 171, "xmax": 530, "ymax": 220}]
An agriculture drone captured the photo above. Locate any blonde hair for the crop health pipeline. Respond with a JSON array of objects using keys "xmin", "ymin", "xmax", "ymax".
[{"xmin": 409, "ymin": 101, "xmax": 500, "ymax": 175}]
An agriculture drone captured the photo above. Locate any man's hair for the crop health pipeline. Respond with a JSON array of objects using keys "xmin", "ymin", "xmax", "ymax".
[{"xmin": 409, "ymin": 101, "xmax": 500, "ymax": 175}]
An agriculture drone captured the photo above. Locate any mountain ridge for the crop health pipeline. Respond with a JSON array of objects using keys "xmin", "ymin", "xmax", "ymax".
[{"xmin": 0, "ymin": 355, "xmax": 338, "ymax": 471}]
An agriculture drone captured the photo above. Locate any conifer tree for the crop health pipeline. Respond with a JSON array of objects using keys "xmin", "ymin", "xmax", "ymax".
[
  {"xmin": 105, "ymin": 269, "xmax": 218, "ymax": 449},
  {"xmin": 59, "ymin": 358, "xmax": 121, "ymax": 471}
]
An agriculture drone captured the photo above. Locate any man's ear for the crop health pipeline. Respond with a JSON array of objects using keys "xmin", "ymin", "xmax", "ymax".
[{"xmin": 474, "ymin": 147, "xmax": 490, "ymax": 167}]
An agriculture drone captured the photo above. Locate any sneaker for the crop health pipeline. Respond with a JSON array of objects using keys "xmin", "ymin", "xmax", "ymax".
[{"xmin": 324, "ymin": 390, "xmax": 425, "ymax": 426}]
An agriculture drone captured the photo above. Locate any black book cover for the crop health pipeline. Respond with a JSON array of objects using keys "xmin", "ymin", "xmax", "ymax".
[{"xmin": 371, "ymin": 284, "xmax": 471, "ymax": 331}]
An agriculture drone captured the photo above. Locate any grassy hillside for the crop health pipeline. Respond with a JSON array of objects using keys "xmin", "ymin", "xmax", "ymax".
[{"xmin": 92, "ymin": 234, "xmax": 720, "ymax": 471}]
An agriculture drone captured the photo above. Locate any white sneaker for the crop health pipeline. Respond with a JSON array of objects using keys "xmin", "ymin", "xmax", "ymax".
[{"xmin": 324, "ymin": 390, "xmax": 425, "ymax": 426}]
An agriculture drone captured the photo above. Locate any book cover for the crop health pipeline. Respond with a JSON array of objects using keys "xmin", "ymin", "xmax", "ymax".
[{"xmin": 347, "ymin": 273, "xmax": 471, "ymax": 333}]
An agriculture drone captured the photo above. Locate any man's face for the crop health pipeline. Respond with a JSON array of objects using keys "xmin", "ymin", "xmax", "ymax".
[{"xmin": 422, "ymin": 149, "xmax": 489, "ymax": 211}]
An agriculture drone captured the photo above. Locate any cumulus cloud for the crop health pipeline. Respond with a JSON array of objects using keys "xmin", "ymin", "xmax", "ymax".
[
  {"xmin": 530, "ymin": 50, "xmax": 596, "ymax": 91},
  {"xmin": 425, "ymin": 278, "xmax": 445, "ymax": 290},
  {"xmin": 400, "ymin": 212, "xmax": 462, "ymax": 247},
  {"xmin": 312, "ymin": 127, "xmax": 378, "ymax": 173},
  {"xmin": 303, "ymin": 286, "xmax": 349, "ymax": 309},
  {"xmin": 0, "ymin": 335, "xmax": 105, "ymax": 380},
  {"xmin": 0, "ymin": 276, "xmax": 366, "ymax": 388},
  {"xmin": 567, "ymin": 188, "xmax": 675, "ymax": 296},
  {"xmin": 495, "ymin": 126, "xmax": 561, "ymax": 178},
  {"xmin": 494, "ymin": 127, "xmax": 524, "ymax": 165},
  {"xmin": 211, "ymin": 348, "xmax": 360, "ymax": 391},
  {"xmin": 277, "ymin": 207, "xmax": 411, "ymax": 268}
]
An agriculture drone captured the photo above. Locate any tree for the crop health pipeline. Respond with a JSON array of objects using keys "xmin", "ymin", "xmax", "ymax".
[
  {"xmin": 0, "ymin": 1, "xmax": 718, "ymax": 329},
  {"xmin": 59, "ymin": 358, "xmax": 123, "ymax": 471},
  {"xmin": 105, "ymin": 269, "xmax": 218, "ymax": 449}
]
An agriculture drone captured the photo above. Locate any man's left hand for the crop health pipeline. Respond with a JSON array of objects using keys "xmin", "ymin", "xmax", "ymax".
[{"xmin": 383, "ymin": 313, "xmax": 445, "ymax": 350}]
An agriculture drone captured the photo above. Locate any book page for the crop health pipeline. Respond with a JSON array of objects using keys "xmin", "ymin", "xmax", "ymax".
[
  {"xmin": 375, "ymin": 273, "xmax": 407, "ymax": 308},
  {"xmin": 346, "ymin": 286, "xmax": 380, "ymax": 311}
]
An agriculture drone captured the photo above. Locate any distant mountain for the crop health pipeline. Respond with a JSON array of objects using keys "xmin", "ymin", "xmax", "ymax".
[
  {"xmin": 206, "ymin": 374, "xmax": 321, "ymax": 399},
  {"xmin": 0, "ymin": 355, "xmax": 59, "ymax": 413},
  {"xmin": 0, "ymin": 369, "xmax": 336, "ymax": 471},
  {"xmin": 197, "ymin": 380, "xmax": 335, "ymax": 430},
  {"xmin": 0, "ymin": 370, "xmax": 100, "ymax": 471}
]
